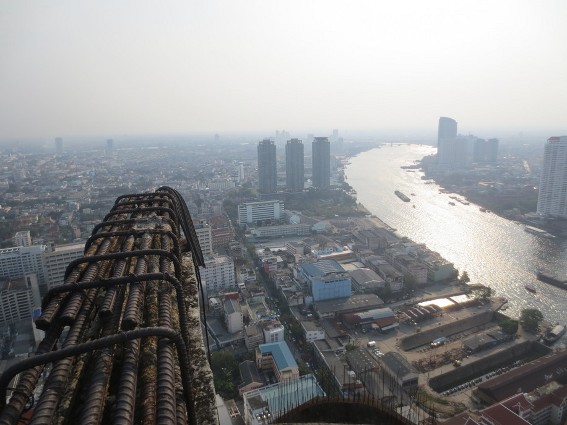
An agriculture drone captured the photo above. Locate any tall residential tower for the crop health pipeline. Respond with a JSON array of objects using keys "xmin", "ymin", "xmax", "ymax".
[
  {"xmin": 285, "ymin": 138, "xmax": 304, "ymax": 192},
  {"xmin": 537, "ymin": 136, "xmax": 567, "ymax": 218},
  {"xmin": 312, "ymin": 137, "xmax": 330, "ymax": 190},
  {"xmin": 257, "ymin": 139, "xmax": 277, "ymax": 194}
]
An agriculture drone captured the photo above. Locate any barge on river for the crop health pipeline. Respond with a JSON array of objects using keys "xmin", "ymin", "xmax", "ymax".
[
  {"xmin": 543, "ymin": 324, "xmax": 566, "ymax": 345},
  {"xmin": 394, "ymin": 190, "xmax": 411, "ymax": 202},
  {"xmin": 537, "ymin": 271, "xmax": 567, "ymax": 291}
]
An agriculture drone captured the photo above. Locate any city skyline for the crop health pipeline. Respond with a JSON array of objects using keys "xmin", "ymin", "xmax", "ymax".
[{"xmin": 1, "ymin": 1, "xmax": 567, "ymax": 140}]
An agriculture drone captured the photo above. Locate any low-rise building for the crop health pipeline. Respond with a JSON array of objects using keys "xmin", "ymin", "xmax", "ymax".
[
  {"xmin": 349, "ymin": 268, "xmax": 386, "ymax": 293},
  {"xmin": 301, "ymin": 320, "xmax": 325, "ymax": 342},
  {"xmin": 238, "ymin": 360, "xmax": 264, "ymax": 397},
  {"xmin": 256, "ymin": 341, "xmax": 299, "ymax": 382},
  {"xmin": 380, "ymin": 352, "xmax": 419, "ymax": 394},
  {"xmin": 249, "ymin": 223, "xmax": 311, "ymax": 238}
]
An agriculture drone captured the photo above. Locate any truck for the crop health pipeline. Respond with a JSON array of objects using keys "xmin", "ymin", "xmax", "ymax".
[{"xmin": 367, "ymin": 341, "xmax": 376, "ymax": 348}]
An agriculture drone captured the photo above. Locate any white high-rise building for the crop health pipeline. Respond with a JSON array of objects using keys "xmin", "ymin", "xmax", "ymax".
[
  {"xmin": 199, "ymin": 255, "xmax": 236, "ymax": 297},
  {"xmin": 0, "ymin": 242, "xmax": 85, "ymax": 297},
  {"xmin": 0, "ymin": 274, "xmax": 41, "ymax": 326},
  {"xmin": 0, "ymin": 245, "xmax": 47, "ymax": 293},
  {"xmin": 194, "ymin": 220, "xmax": 213, "ymax": 256},
  {"xmin": 43, "ymin": 242, "xmax": 85, "ymax": 290},
  {"xmin": 537, "ymin": 136, "xmax": 567, "ymax": 218}
]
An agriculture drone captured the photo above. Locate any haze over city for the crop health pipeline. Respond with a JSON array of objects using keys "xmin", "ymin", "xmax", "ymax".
[{"xmin": 1, "ymin": 0, "xmax": 566, "ymax": 142}]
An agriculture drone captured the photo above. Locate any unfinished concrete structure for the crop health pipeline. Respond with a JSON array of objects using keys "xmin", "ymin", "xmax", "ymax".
[{"xmin": 0, "ymin": 187, "xmax": 217, "ymax": 425}]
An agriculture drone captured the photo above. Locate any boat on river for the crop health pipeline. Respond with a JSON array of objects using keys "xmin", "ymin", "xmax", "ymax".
[
  {"xmin": 536, "ymin": 271, "xmax": 567, "ymax": 290},
  {"xmin": 525, "ymin": 226, "xmax": 555, "ymax": 238},
  {"xmin": 525, "ymin": 284, "xmax": 536, "ymax": 293},
  {"xmin": 394, "ymin": 190, "xmax": 410, "ymax": 202},
  {"xmin": 543, "ymin": 324, "xmax": 566, "ymax": 345}
]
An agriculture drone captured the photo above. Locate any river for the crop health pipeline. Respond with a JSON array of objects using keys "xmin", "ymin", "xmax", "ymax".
[{"xmin": 345, "ymin": 144, "xmax": 567, "ymax": 327}]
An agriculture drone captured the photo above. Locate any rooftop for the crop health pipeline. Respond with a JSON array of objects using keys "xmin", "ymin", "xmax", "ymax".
[
  {"xmin": 259, "ymin": 341, "xmax": 297, "ymax": 371},
  {"xmin": 300, "ymin": 259, "xmax": 345, "ymax": 277}
]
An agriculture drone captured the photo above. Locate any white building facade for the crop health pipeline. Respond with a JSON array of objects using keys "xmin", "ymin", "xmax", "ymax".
[
  {"xmin": 237, "ymin": 200, "xmax": 285, "ymax": 226},
  {"xmin": 0, "ymin": 274, "xmax": 41, "ymax": 325},
  {"xmin": 0, "ymin": 245, "xmax": 47, "ymax": 294},
  {"xmin": 194, "ymin": 220, "xmax": 213, "ymax": 256},
  {"xmin": 43, "ymin": 242, "xmax": 85, "ymax": 290},
  {"xmin": 199, "ymin": 255, "xmax": 236, "ymax": 297}
]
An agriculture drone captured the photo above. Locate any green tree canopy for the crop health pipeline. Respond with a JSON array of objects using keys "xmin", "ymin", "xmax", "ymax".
[
  {"xmin": 499, "ymin": 318, "xmax": 519, "ymax": 335},
  {"xmin": 459, "ymin": 271, "xmax": 470, "ymax": 285},
  {"xmin": 520, "ymin": 308, "xmax": 544, "ymax": 333},
  {"xmin": 210, "ymin": 351, "xmax": 239, "ymax": 400}
]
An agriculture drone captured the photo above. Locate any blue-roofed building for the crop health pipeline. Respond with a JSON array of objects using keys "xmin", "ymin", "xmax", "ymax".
[
  {"xmin": 299, "ymin": 259, "xmax": 351, "ymax": 301},
  {"xmin": 243, "ymin": 374, "xmax": 325, "ymax": 425},
  {"xmin": 256, "ymin": 341, "xmax": 299, "ymax": 382}
]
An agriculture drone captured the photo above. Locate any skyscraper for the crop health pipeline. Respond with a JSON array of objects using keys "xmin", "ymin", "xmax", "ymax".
[
  {"xmin": 312, "ymin": 137, "xmax": 330, "ymax": 190},
  {"xmin": 285, "ymin": 138, "xmax": 304, "ymax": 192},
  {"xmin": 438, "ymin": 117, "xmax": 457, "ymax": 143},
  {"xmin": 437, "ymin": 117, "xmax": 457, "ymax": 165},
  {"xmin": 537, "ymin": 136, "xmax": 567, "ymax": 218},
  {"xmin": 55, "ymin": 137, "xmax": 63, "ymax": 154},
  {"xmin": 257, "ymin": 139, "xmax": 277, "ymax": 194},
  {"xmin": 105, "ymin": 139, "xmax": 114, "ymax": 157}
]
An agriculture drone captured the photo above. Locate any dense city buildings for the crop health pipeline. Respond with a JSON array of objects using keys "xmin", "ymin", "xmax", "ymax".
[
  {"xmin": 537, "ymin": 136, "xmax": 567, "ymax": 218},
  {"xmin": 312, "ymin": 137, "xmax": 331, "ymax": 190},
  {"xmin": 257, "ymin": 138, "xmax": 277, "ymax": 194},
  {"xmin": 436, "ymin": 117, "xmax": 499, "ymax": 168},
  {"xmin": 285, "ymin": 138, "xmax": 304, "ymax": 192},
  {"xmin": 1, "ymin": 135, "xmax": 566, "ymax": 425}
]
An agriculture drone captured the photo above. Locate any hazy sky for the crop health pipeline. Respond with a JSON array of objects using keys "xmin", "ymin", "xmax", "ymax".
[{"xmin": 1, "ymin": 1, "xmax": 566, "ymax": 140}]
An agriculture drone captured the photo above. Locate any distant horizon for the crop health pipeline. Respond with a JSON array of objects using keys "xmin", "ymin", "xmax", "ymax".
[{"xmin": 1, "ymin": 126, "xmax": 565, "ymax": 148}]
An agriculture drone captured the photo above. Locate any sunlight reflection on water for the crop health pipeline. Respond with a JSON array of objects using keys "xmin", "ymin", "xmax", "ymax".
[{"xmin": 346, "ymin": 144, "xmax": 567, "ymax": 324}]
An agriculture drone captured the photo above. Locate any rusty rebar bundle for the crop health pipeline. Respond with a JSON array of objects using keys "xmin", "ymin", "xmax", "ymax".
[{"xmin": 0, "ymin": 187, "xmax": 207, "ymax": 425}]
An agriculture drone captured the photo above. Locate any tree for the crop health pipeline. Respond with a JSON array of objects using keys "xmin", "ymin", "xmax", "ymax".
[
  {"xmin": 499, "ymin": 318, "xmax": 519, "ymax": 335},
  {"xmin": 520, "ymin": 308, "xmax": 544, "ymax": 333},
  {"xmin": 210, "ymin": 351, "xmax": 239, "ymax": 400},
  {"xmin": 459, "ymin": 271, "xmax": 470, "ymax": 285}
]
